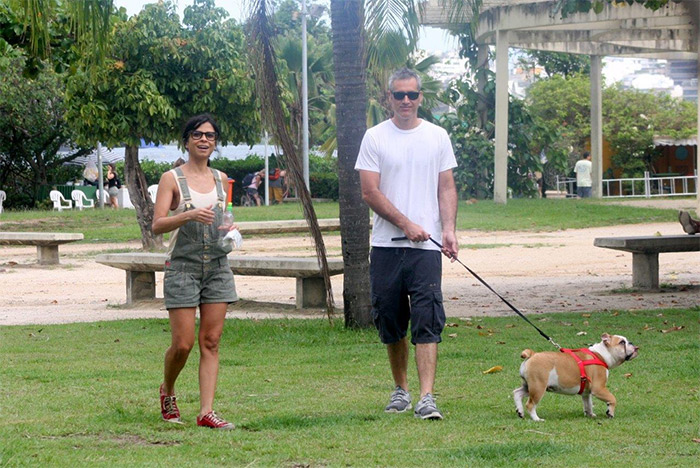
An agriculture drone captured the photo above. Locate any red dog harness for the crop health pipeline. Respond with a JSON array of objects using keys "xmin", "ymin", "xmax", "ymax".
[{"xmin": 560, "ymin": 348, "xmax": 609, "ymax": 394}]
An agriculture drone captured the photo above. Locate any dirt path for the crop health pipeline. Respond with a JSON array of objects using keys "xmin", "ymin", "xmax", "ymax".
[{"xmin": 1, "ymin": 216, "xmax": 697, "ymax": 326}]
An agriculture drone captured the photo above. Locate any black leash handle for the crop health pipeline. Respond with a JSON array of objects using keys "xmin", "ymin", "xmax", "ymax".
[{"xmin": 391, "ymin": 236, "xmax": 560, "ymax": 349}]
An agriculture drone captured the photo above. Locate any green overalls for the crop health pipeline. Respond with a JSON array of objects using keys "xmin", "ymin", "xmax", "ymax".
[{"xmin": 163, "ymin": 167, "xmax": 238, "ymax": 309}]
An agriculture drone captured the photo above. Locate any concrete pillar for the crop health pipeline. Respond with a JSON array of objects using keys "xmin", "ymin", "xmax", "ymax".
[
  {"xmin": 590, "ymin": 55, "xmax": 603, "ymax": 198},
  {"xmin": 494, "ymin": 29, "xmax": 510, "ymax": 204},
  {"xmin": 126, "ymin": 271, "xmax": 156, "ymax": 304},
  {"xmin": 37, "ymin": 245, "xmax": 59, "ymax": 265},
  {"xmin": 632, "ymin": 252, "xmax": 659, "ymax": 289},
  {"xmin": 296, "ymin": 277, "xmax": 326, "ymax": 309}
]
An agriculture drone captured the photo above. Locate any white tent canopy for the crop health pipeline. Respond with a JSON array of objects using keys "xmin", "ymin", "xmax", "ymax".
[
  {"xmin": 61, "ymin": 147, "xmax": 124, "ymax": 166},
  {"xmin": 654, "ymin": 137, "xmax": 698, "ymax": 147}
]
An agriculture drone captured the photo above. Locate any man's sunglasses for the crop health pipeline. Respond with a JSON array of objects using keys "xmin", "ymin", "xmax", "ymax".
[
  {"xmin": 392, "ymin": 91, "xmax": 420, "ymax": 101},
  {"xmin": 190, "ymin": 131, "xmax": 217, "ymax": 141}
]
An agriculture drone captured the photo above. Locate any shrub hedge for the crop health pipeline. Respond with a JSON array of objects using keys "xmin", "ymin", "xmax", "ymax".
[{"xmin": 125, "ymin": 153, "xmax": 339, "ymax": 205}]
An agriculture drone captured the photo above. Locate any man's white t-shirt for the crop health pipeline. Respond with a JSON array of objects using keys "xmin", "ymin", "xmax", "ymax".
[
  {"xmin": 354, "ymin": 119, "xmax": 457, "ymax": 251},
  {"xmin": 574, "ymin": 159, "xmax": 592, "ymax": 187}
]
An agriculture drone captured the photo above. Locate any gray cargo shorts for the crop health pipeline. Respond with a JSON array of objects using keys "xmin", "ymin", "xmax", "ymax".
[{"xmin": 163, "ymin": 256, "xmax": 238, "ymax": 309}]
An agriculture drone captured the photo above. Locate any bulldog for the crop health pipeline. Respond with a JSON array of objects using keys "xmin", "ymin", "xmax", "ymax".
[{"xmin": 513, "ymin": 333, "xmax": 639, "ymax": 421}]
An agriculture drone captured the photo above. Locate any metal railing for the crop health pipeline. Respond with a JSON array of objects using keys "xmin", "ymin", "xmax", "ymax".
[
  {"xmin": 556, "ymin": 171, "xmax": 697, "ymax": 198},
  {"xmin": 555, "ymin": 177, "xmax": 577, "ymax": 197}
]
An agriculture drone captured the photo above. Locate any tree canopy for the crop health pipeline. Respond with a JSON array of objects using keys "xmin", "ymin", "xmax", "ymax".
[
  {"xmin": 526, "ymin": 73, "xmax": 697, "ymax": 177},
  {"xmin": 64, "ymin": 0, "xmax": 259, "ymax": 248},
  {"xmin": 66, "ymin": 0, "xmax": 258, "ymax": 149},
  {"xmin": 0, "ymin": 53, "xmax": 90, "ymax": 207}
]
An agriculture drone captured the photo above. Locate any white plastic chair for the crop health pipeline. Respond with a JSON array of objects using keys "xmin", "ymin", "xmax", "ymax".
[
  {"xmin": 50, "ymin": 190, "xmax": 72, "ymax": 211},
  {"xmin": 71, "ymin": 190, "xmax": 95, "ymax": 210},
  {"xmin": 147, "ymin": 184, "xmax": 158, "ymax": 203},
  {"xmin": 99, "ymin": 189, "xmax": 110, "ymax": 206},
  {"xmin": 0, "ymin": 190, "xmax": 5, "ymax": 214}
]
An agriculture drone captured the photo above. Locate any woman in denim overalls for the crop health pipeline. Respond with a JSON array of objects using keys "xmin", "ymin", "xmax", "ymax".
[{"xmin": 153, "ymin": 114, "xmax": 237, "ymax": 430}]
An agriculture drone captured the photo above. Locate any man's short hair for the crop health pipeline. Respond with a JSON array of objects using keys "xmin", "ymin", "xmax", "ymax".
[
  {"xmin": 388, "ymin": 68, "xmax": 421, "ymax": 91},
  {"xmin": 583, "ymin": 151, "xmax": 590, "ymax": 159}
]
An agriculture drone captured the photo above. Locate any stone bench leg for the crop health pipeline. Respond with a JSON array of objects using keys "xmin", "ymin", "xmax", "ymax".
[
  {"xmin": 296, "ymin": 277, "xmax": 326, "ymax": 309},
  {"xmin": 37, "ymin": 245, "xmax": 59, "ymax": 265},
  {"xmin": 632, "ymin": 252, "xmax": 659, "ymax": 289},
  {"xmin": 126, "ymin": 271, "xmax": 156, "ymax": 304}
]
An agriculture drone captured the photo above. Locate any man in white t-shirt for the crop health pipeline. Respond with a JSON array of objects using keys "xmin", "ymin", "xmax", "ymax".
[
  {"xmin": 355, "ymin": 68, "xmax": 458, "ymax": 420},
  {"xmin": 574, "ymin": 152, "xmax": 593, "ymax": 198}
]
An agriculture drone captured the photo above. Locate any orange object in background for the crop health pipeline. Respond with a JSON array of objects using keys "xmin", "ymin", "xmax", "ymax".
[{"xmin": 227, "ymin": 178, "xmax": 235, "ymax": 205}]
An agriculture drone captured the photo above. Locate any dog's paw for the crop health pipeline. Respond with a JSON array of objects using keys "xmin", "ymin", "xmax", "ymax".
[
  {"xmin": 585, "ymin": 412, "xmax": 597, "ymax": 418},
  {"xmin": 516, "ymin": 410, "xmax": 524, "ymax": 419},
  {"xmin": 605, "ymin": 410, "xmax": 614, "ymax": 418}
]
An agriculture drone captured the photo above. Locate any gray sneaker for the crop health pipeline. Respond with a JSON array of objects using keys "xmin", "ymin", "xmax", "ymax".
[
  {"xmin": 414, "ymin": 393, "xmax": 443, "ymax": 420},
  {"xmin": 384, "ymin": 386, "xmax": 412, "ymax": 413}
]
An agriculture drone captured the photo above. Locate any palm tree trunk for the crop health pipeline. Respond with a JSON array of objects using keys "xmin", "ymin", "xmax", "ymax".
[
  {"xmin": 248, "ymin": 0, "xmax": 335, "ymax": 318},
  {"xmin": 124, "ymin": 145, "xmax": 163, "ymax": 250},
  {"xmin": 330, "ymin": 0, "xmax": 372, "ymax": 328}
]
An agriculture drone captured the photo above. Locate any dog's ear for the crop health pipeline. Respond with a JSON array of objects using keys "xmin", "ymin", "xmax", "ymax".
[{"xmin": 601, "ymin": 333, "xmax": 612, "ymax": 345}]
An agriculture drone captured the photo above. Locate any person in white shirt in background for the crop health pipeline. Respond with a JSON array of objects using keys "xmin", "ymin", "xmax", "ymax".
[{"xmin": 574, "ymin": 152, "xmax": 593, "ymax": 198}]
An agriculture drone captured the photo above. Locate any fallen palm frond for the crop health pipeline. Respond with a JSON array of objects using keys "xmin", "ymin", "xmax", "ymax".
[{"xmin": 247, "ymin": 0, "xmax": 335, "ymax": 320}]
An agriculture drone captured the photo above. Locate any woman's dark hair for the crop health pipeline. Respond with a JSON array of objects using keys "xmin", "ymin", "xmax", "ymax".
[{"xmin": 181, "ymin": 113, "xmax": 221, "ymax": 145}]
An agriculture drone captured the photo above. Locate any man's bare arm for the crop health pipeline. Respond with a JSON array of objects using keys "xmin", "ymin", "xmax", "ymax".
[{"xmin": 438, "ymin": 169, "xmax": 458, "ymax": 259}]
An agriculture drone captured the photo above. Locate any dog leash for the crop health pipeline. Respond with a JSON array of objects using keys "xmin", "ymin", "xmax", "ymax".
[{"xmin": 391, "ymin": 236, "xmax": 561, "ymax": 349}]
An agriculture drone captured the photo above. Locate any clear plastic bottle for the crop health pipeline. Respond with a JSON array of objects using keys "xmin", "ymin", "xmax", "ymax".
[{"xmin": 219, "ymin": 203, "xmax": 234, "ymax": 247}]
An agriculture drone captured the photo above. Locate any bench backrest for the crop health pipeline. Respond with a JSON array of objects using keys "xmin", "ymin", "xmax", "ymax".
[
  {"xmin": 50, "ymin": 190, "xmax": 72, "ymax": 211},
  {"xmin": 148, "ymin": 185, "xmax": 158, "ymax": 203}
]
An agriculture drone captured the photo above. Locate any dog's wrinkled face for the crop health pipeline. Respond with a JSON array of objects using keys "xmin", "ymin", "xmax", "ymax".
[{"xmin": 602, "ymin": 333, "xmax": 639, "ymax": 362}]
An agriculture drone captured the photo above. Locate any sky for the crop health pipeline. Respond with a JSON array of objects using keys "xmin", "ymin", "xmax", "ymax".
[{"xmin": 112, "ymin": 0, "xmax": 457, "ymax": 53}]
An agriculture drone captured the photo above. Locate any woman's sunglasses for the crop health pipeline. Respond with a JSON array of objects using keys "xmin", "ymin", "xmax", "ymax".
[
  {"xmin": 190, "ymin": 131, "xmax": 217, "ymax": 141},
  {"xmin": 392, "ymin": 91, "xmax": 420, "ymax": 101}
]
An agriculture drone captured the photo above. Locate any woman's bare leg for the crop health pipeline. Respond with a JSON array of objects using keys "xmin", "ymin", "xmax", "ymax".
[
  {"xmin": 163, "ymin": 308, "xmax": 196, "ymax": 394},
  {"xmin": 197, "ymin": 302, "xmax": 228, "ymax": 416}
]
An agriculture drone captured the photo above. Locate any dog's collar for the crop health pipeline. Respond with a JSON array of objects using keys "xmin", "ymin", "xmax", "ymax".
[{"xmin": 560, "ymin": 348, "xmax": 609, "ymax": 395}]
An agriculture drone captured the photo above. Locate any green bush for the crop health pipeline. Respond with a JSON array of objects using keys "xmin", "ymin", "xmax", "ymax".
[
  {"xmin": 51, "ymin": 165, "xmax": 84, "ymax": 186},
  {"xmin": 118, "ymin": 157, "xmax": 266, "ymax": 205},
  {"xmin": 211, "ymin": 155, "xmax": 265, "ymax": 205},
  {"xmin": 128, "ymin": 153, "xmax": 339, "ymax": 205},
  {"xmin": 310, "ymin": 172, "xmax": 339, "ymax": 200},
  {"xmin": 309, "ymin": 153, "xmax": 338, "ymax": 200},
  {"xmin": 136, "ymin": 160, "xmax": 173, "ymax": 186},
  {"xmin": 214, "ymin": 153, "xmax": 339, "ymax": 204}
]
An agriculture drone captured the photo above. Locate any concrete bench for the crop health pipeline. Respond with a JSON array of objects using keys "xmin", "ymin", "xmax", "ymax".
[
  {"xmin": 0, "ymin": 232, "xmax": 84, "ymax": 265},
  {"xmin": 95, "ymin": 253, "xmax": 344, "ymax": 309},
  {"xmin": 236, "ymin": 218, "xmax": 341, "ymax": 235},
  {"xmin": 594, "ymin": 235, "xmax": 700, "ymax": 289}
]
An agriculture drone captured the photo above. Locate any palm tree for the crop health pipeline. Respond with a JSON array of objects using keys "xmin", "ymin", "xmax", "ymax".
[
  {"xmin": 10, "ymin": 0, "xmax": 113, "ymax": 60},
  {"xmin": 247, "ymin": 0, "xmax": 336, "ymax": 318},
  {"xmin": 329, "ymin": 0, "xmax": 467, "ymax": 328},
  {"xmin": 276, "ymin": 33, "xmax": 335, "ymax": 150},
  {"xmin": 330, "ymin": 0, "xmax": 371, "ymax": 328}
]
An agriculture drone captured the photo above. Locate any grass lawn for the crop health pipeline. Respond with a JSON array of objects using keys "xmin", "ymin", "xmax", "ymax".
[
  {"xmin": 0, "ymin": 198, "xmax": 683, "ymax": 243},
  {"xmin": 1, "ymin": 309, "xmax": 698, "ymax": 467}
]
